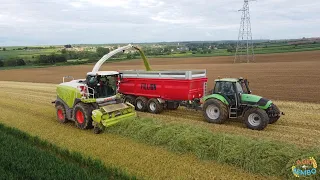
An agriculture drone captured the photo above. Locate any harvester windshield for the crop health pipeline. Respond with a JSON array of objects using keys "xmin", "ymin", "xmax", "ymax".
[{"xmin": 86, "ymin": 74, "xmax": 118, "ymax": 98}]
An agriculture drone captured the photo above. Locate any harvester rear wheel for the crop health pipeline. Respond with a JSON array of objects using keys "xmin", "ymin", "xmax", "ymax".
[
  {"xmin": 244, "ymin": 108, "xmax": 269, "ymax": 130},
  {"xmin": 147, "ymin": 98, "xmax": 163, "ymax": 114},
  {"xmin": 124, "ymin": 95, "xmax": 136, "ymax": 106},
  {"xmin": 55, "ymin": 103, "xmax": 68, "ymax": 123},
  {"xmin": 203, "ymin": 99, "xmax": 228, "ymax": 124},
  {"xmin": 135, "ymin": 96, "xmax": 148, "ymax": 112},
  {"xmin": 73, "ymin": 103, "xmax": 93, "ymax": 130}
]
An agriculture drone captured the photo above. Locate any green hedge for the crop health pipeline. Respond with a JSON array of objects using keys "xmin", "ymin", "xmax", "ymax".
[{"xmin": 107, "ymin": 118, "xmax": 320, "ymax": 179}]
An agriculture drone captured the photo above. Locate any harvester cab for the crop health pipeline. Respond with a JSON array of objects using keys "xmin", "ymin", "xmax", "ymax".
[
  {"xmin": 53, "ymin": 44, "xmax": 149, "ymax": 134},
  {"xmin": 202, "ymin": 78, "xmax": 283, "ymax": 130}
]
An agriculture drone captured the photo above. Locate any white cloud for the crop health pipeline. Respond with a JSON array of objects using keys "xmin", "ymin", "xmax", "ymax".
[{"xmin": 0, "ymin": 0, "xmax": 319, "ymax": 46}]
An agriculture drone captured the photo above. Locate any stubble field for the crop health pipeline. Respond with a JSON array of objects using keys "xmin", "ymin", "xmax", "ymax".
[{"xmin": 0, "ymin": 50, "xmax": 320, "ymax": 179}]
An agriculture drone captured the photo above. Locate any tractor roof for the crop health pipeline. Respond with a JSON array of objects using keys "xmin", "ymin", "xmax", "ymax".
[
  {"xmin": 87, "ymin": 71, "xmax": 119, "ymax": 76},
  {"xmin": 215, "ymin": 78, "xmax": 239, "ymax": 82}
]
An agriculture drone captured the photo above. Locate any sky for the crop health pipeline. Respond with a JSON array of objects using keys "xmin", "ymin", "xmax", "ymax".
[{"xmin": 0, "ymin": 0, "xmax": 319, "ymax": 46}]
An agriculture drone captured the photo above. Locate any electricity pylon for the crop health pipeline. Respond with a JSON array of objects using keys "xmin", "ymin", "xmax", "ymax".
[{"xmin": 234, "ymin": 0, "xmax": 255, "ymax": 63}]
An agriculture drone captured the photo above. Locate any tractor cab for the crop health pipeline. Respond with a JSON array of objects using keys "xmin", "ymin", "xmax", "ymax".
[
  {"xmin": 86, "ymin": 71, "xmax": 120, "ymax": 99},
  {"xmin": 213, "ymin": 78, "xmax": 251, "ymax": 107}
]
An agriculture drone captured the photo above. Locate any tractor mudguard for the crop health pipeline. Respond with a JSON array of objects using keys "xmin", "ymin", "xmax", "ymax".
[{"xmin": 203, "ymin": 94, "xmax": 229, "ymax": 105}]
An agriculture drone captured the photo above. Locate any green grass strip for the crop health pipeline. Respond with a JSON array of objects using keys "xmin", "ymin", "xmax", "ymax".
[
  {"xmin": 0, "ymin": 123, "xmax": 137, "ymax": 180},
  {"xmin": 107, "ymin": 118, "xmax": 320, "ymax": 179}
]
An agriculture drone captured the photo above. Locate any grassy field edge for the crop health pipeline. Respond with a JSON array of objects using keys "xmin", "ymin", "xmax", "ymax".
[
  {"xmin": 107, "ymin": 117, "xmax": 320, "ymax": 179},
  {"xmin": 0, "ymin": 123, "xmax": 137, "ymax": 180}
]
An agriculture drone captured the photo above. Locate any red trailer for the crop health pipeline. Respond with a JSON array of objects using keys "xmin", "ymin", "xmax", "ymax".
[{"xmin": 119, "ymin": 70, "xmax": 207, "ymax": 113}]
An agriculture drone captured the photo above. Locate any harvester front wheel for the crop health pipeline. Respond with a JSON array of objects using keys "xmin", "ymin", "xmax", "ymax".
[
  {"xmin": 244, "ymin": 108, "xmax": 269, "ymax": 130},
  {"xmin": 55, "ymin": 103, "xmax": 68, "ymax": 123},
  {"xmin": 135, "ymin": 96, "xmax": 148, "ymax": 112},
  {"xmin": 73, "ymin": 103, "xmax": 93, "ymax": 130},
  {"xmin": 147, "ymin": 98, "xmax": 163, "ymax": 114},
  {"xmin": 203, "ymin": 99, "xmax": 228, "ymax": 124}
]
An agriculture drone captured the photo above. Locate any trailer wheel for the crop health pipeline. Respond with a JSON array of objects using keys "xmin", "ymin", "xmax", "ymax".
[
  {"xmin": 55, "ymin": 102, "xmax": 68, "ymax": 123},
  {"xmin": 135, "ymin": 96, "xmax": 148, "ymax": 112},
  {"xmin": 244, "ymin": 108, "xmax": 269, "ymax": 130},
  {"xmin": 203, "ymin": 99, "xmax": 228, "ymax": 124},
  {"xmin": 124, "ymin": 95, "xmax": 136, "ymax": 106},
  {"xmin": 147, "ymin": 98, "xmax": 163, "ymax": 114},
  {"xmin": 167, "ymin": 101, "xmax": 179, "ymax": 110},
  {"xmin": 73, "ymin": 103, "xmax": 93, "ymax": 130}
]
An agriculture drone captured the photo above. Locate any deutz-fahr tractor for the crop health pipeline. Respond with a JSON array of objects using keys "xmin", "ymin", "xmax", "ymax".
[{"xmin": 201, "ymin": 78, "xmax": 283, "ymax": 130}]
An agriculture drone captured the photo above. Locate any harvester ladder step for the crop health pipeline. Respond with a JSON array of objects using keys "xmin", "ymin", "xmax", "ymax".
[{"xmin": 229, "ymin": 107, "xmax": 238, "ymax": 119}]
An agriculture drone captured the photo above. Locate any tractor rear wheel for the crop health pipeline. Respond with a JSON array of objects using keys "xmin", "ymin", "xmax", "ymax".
[
  {"xmin": 124, "ymin": 95, "xmax": 136, "ymax": 106},
  {"xmin": 135, "ymin": 96, "xmax": 148, "ymax": 112},
  {"xmin": 55, "ymin": 103, "xmax": 68, "ymax": 123},
  {"xmin": 73, "ymin": 103, "xmax": 93, "ymax": 130},
  {"xmin": 203, "ymin": 99, "xmax": 228, "ymax": 124},
  {"xmin": 244, "ymin": 108, "xmax": 269, "ymax": 130},
  {"xmin": 147, "ymin": 98, "xmax": 163, "ymax": 114}
]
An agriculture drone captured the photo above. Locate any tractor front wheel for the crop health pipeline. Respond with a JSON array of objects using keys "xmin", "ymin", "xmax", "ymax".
[
  {"xmin": 73, "ymin": 103, "xmax": 93, "ymax": 130},
  {"xmin": 203, "ymin": 99, "xmax": 228, "ymax": 124},
  {"xmin": 55, "ymin": 103, "xmax": 68, "ymax": 123},
  {"xmin": 244, "ymin": 108, "xmax": 269, "ymax": 130},
  {"xmin": 268, "ymin": 104, "xmax": 281, "ymax": 124}
]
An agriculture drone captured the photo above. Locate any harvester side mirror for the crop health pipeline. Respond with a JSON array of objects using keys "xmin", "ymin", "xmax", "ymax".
[{"xmin": 119, "ymin": 73, "xmax": 123, "ymax": 80}]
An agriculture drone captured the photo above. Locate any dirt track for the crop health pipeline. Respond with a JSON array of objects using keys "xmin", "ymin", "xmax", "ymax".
[{"xmin": 0, "ymin": 51, "xmax": 320, "ymax": 103}]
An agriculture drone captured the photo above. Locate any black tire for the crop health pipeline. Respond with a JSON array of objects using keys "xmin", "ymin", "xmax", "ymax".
[
  {"xmin": 55, "ymin": 102, "xmax": 68, "ymax": 123},
  {"xmin": 124, "ymin": 95, "xmax": 136, "ymax": 106},
  {"xmin": 147, "ymin": 98, "xmax": 163, "ymax": 114},
  {"xmin": 268, "ymin": 104, "xmax": 280, "ymax": 124},
  {"xmin": 167, "ymin": 101, "xmax": 180, "ymax": 110},
  {"xmin": 73, "ymin": 103, "xmax": 93, "ymax": 130},
  {"xmin": 244, "ymin": 108, "xmax": 269, "ymax": 130},
  {"xmin": 202, "ymin": 99, "xmax": 228, "ymax": 124},
  {"xmin": 93, "ymin": 126, "xmax": 103, "ymax": 134},
  {"xmin": 135, "ymin": 96, "xmax": 148, "ymax": 111}
]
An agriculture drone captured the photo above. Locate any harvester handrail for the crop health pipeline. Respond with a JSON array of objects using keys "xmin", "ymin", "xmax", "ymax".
[
  {"xmin": 91, "ymin": 44, "xmax": 151, "ymax": 74},
  {"xmin": 75, "ymin": 85, "xmax": 95, "ymax": 99}
]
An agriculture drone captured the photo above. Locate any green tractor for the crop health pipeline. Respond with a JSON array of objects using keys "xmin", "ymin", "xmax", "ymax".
[{"xmin": 201, "ymin": 77, "xmax": 283, "ymax": 130}]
